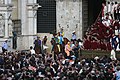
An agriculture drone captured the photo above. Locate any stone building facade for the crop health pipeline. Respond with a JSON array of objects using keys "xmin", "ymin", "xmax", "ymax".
[
  {"xmin": 0, "ymin": 0, "xmax": 13, "ymax": 51},
  {"xmin": 56, "ymin": 0, "xmax": 83, "ymax": 39},
  {"xmin": 0, "ymin": 0, "xmax": 119, "ymax": 50},
  {"xmin": 0, "ymin": 0, "xmax": 38, "ymax": 50}
]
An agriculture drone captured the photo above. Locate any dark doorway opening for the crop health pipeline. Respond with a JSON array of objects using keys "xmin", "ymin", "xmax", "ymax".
[
  {"xmin": 88, "ymin": 0, "xmax": 106, "ymax": 26},
  {"xmin": 37, "ymin": 0, "xmax": 56, "ymax": 33}
]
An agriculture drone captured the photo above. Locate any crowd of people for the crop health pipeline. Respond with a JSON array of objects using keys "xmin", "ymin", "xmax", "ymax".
[
  {"xmin": 83, "ymin": 1, "xmax": 120, "ymax": 51},
  {"xmin": 0, "ymin": 1, "xmax": 120, "ymax": 80},
  {"xmin": 0, "ymin": 47, "xmax": 120, "ymax": 80},
  {"xmin": 0, "ymin": 29, "xmax": 120, "ymax": 80}
]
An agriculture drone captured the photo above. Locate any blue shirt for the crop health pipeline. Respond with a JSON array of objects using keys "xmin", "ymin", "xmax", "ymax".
[
  {"xmin": 116, "ymin": 71, "xmax": 120, "ymax": 80},
  {"xmin": 72, "ymin": 34, "xmax": 77, "ymax": 40},
  {"xmin": 110, "ymin": 36, "xmax": 117, "ymax": 49},
  {"xmin": 2, "ymin": 42, "xmax": 8, "ymax": 49},
  {"xmin": 58, "ymin": 36, "xmax": 63, "ymax": 44},
  {"xmin": 34, "ymin": 40, "xmax": 41, "ymax": 46}
]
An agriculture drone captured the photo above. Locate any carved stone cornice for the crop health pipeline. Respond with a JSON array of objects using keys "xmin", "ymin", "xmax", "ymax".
[
  {"xmin": 0, "ymin": 4, "xmax": 13, "ymax": 7},
  {"xmin": 26, "ymin": 3, "xmax": 41, "ymax": 11},
  {"xmin": 0, "ymin": 4, "xmax": 13, "ymax": 11}
]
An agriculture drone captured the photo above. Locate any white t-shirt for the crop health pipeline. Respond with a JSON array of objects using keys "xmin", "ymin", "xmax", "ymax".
[
  {"xmin": 104, "ymin": 6, "xmax": 107, "ymax": 15},
  {"xmin": 110, "ymin": 49, "xmax": 116, "ymax": 60},
  {"xmin": 107, "ymin": 4, "xmax": 111, "ymax": 13},
  {"xmin": 102, "ymin": 19, "xmax": 111, "ymax": 26},
  {"xmin": 109, "ymin": 15, "xmax": 112, "ymax": 20},
  {"xmin": 30, "ymin": 49, "xmax": 35, "ymax": 54},
  {"xmin": 115, "ymin": 29, "xmax": 119, "ymax": 36},
  {"xmin": 79, "ymin": 42, "xmax": 83, "ymax": 48},
  {"xmin": 116, "ymin": 37, "xmax": 120, "ymax": 51},
  {"xmin": 111, "ymin": 5, "xmax": 115, "ymax": 14}
]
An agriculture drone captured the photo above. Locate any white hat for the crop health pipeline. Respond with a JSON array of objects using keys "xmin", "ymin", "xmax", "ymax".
[
  {"xmin": 94, "ymin": 56, "xmax": 99, "ymax": 60},
  {"xmin": 72, "ymin": 30, "xmax": 75, "ymax": 33}
]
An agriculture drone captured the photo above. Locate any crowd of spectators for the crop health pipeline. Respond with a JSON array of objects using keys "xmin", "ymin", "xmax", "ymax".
[
  {"xmin": 0, "ymin": 1, "xmax": 120, "ymax": 80},
  {"xmin": 83, "ymin": 1, "xmax": 120, "ymax": 51},
  {"xmin": 0, "ymin": 50, "xmax": 120, "ymax": 80}
]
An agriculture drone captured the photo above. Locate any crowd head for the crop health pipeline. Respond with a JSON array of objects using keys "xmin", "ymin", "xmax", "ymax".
[{"xmin": 0, "ymin": 51, "xmax": 120, "ymax": 80}]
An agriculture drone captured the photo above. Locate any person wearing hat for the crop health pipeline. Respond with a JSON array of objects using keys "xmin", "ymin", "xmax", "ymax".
[
  {"xmin": 60, "ymin": 28, "xmax": 64, "ymax": 37},
  {"xmin": 72, "ymin": 31, "xmax": 77, "ymax": 41},
  {"xmin": 2, "ymin": 40, "xmax": 8, "ymax": 53}
]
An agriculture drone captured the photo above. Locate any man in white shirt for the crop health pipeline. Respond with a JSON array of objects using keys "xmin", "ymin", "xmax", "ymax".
[
  {"xmin": 118, "ymin": 4, "xmax": 120, "ymax": 21},
  {"xmin": 107, "ymin": 2, "xmax": 111, "ymax": 13},
  {"xmin": 111, "ymin": 2, "xmax": 115, "ymax": 19},
  {"xmin": 30, "ymin": 46, "xmax": 35, "ymax": 54},
  {"xmin": 110, "ymin": 48, "xmax": 116, "ymax": 60},
  {"xmin": 115, "ymin": 26, "xmax": 119, "ymax": 36},
  {"xmin": 102, "ymin": 18, "xmax": 111, "ymax": 27}
]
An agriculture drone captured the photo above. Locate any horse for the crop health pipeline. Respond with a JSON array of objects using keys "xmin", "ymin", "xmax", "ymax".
[
  {"xmin": 34, "ymin": 46, "xmax": 41, "ymax": 54},
  {"xmin": 51, "ymin": 37, "xmax": 69, "ymax": 60}
]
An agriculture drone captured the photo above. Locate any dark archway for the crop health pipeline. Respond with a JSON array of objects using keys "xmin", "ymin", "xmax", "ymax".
[
  {"xmin": 88, "ymin": 0, "xmax": 106, "ymax": 26},
  {"xmin": 37, "ymin": 0, "xmax": 56, "ymax": 33}
]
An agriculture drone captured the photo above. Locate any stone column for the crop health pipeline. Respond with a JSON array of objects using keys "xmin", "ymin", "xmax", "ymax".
[
  {"xmin": 18, "ymin": 0, "xmax": 21, "ymax": 19},
  {"xmin": 17, "ymin": 0, "xmax": 39, "ymax": 49},
  {"xmin": 26, "ymin": 0, "xmax": 39, "ymax": 48},
  {"xmin": 79, "ymin": 0, "xmax": 83, "ymax": 39},
  {"xmin": 4, "ymin": 12, "xmax": 9, "ymax": 38},
  {"xmin": 0, "ymin": 13, "xmax": 4, "ymax": 37},
  {"xmin": 34, "ymin": 12, "xmax": 37, "ymax": 35},
  {"xmin": 4, "ymin": 0, "xmax": 13, "ymax": 38},
  {"xmin": 4, "ymin": 0, "xmax": 9, "ymax": 38},
  {"xmin": 4, "ymin": 0, "xmax": 8, "ymax": 4},
  {"xmin": 21, "ymin": 0, "xmax": 27, "ymax": 35}
]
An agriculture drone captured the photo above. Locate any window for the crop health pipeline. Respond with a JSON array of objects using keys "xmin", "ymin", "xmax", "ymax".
[
  {"xmin": 37, "ymin": 0, "xmax": 56, "ymax": 33},
  {"xmin": 12, "ymin": 20, "xmax": 21, "ymax": 36}
]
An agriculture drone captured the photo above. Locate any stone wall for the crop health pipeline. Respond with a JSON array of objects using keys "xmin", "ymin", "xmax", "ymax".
[
  {"xmin": 0, "ymin": 0, "xmax": 13, "ymax": 51},
  {"xmin": 16, "ymin": 0, "xmax": 38, "ymax": 50},
  {"xmin": 56, "ymin": 0, "xmax": 83, "ymax": 40},
  {"xmin": 17, "ymin": 0, "xmax": 83, "ymax": 50}
]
